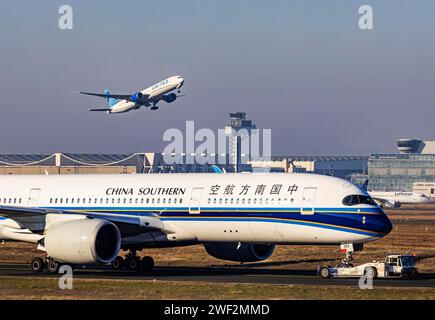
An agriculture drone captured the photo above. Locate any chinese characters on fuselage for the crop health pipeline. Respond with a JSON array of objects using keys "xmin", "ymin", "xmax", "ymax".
[{"xmin": 208, "ymin": 184, "xmax": 298, "ymax": 196}]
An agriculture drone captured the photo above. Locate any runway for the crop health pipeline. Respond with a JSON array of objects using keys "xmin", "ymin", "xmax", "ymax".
[{"xmin": 0, "ymin": 263, "xmax": 434, "ymax": 288}]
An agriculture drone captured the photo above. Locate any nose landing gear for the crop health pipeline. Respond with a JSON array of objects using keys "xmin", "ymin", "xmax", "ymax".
[{"xmin": 339, "ymin": 243, "xmax": 364, "ymax": 267}]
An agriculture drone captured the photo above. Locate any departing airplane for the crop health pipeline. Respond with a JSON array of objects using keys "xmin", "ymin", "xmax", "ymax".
[
  {"xmin": 0, "ymin": 173, "xmax": 392, "ymax": 273},
  {"xmin": 79, "ymin": 75, "xmax": 185, "ymax": 114},
  {"xmin": 361, "ymin": 180, "xmax": 431, "ymax": 208}
]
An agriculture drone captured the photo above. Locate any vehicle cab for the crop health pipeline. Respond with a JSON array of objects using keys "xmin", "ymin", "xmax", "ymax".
[{"xmin": 385, "ymin": 254, "xmax": 418, "ymax": 276}]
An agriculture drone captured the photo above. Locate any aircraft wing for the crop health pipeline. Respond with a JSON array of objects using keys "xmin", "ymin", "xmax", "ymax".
[
  {"xmin": 369, "ymin": 197, "xmax": 400, "ymax": 208},
  {"xmin": 78, "ymin": 91, "xmax": 133, "ymax": 100},
  {"xmin": 0, "ymin": 206, "xmax": 164, "ymax": 236}
]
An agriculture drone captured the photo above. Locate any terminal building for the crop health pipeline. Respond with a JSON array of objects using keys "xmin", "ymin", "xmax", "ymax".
[
  {"xmin": 0, "ymin": 112, "xmax": 368, "ymax": 179},
  {"xmin": 365, "ymin": 139, "xmax": 435, "ymax": 192}
]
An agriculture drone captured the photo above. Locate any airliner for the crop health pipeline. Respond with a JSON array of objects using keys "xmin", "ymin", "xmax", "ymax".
[
  {"xmin": 0, "ymin": 173, "xmax": 392, "ymax": 273},
  {"xmin": 79, "ymin": 75, "xmax": 185, "ymax": 114},
  {"xmin": 368, "ymin": 191, "xmax": 431, "ymax": 208},
  {"xmin": 361, "ymin": 180, "xmax": 431, "ymax": 208}
]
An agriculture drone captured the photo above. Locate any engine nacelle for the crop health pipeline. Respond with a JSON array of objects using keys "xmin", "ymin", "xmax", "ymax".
[
  {"xmin": 204, "ymin": 243, "xmax": 275, "ymax": 262},
  {"xmin": 163, "ymin": 93, "xmax": 177, "ymax": 103},
  {"xmin": 384, "ymin": 200, "xmax": 401, "ymax": 208},
  {"xmin": 130, "ymin": 92, "xmax": 143, "ymax": 103},
  {"xmin": 44, "ymin": 219, "xmax": 121, "ymax": 264}
]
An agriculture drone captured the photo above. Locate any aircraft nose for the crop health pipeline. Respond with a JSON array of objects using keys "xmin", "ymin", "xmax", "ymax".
[
  {"xmin": 177, "ymin": 78, "xmax": 184, "ymax": 89},
  {"xmin": 379, "ymin": 210, "xmax": 393, "ymax": 236}
]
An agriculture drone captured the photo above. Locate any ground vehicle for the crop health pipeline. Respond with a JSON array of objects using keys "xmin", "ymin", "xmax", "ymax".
[{"xmin": 318, "ymin": 254, "xmax": 418, "ymax": 279}]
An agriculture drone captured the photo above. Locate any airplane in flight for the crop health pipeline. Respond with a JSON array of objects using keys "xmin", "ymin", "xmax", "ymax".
[
  {"xmin": 0, "ymin": 173, "xmax": 392, "ymax": 273},
  {"xmin": 79, "ymin": 75, "xmax": 185, "ymax": 114},
  {"xmin": 361, "ymin": 180, "xmax": 431, "ymax": 208}
]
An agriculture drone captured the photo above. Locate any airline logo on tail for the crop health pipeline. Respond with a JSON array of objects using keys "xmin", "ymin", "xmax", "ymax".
[{"xmin": 104, "ymin": 89, "xmax": 118, "ymax": 108}]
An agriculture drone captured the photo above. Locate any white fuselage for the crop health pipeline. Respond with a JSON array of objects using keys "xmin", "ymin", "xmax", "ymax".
[
  {"xmin": 0, "ymin": 173, "xmax": 392, "ymax": 247},
  {"xmin": 369, "ymin": 191, "xmax": 431, "ymax": 205},
  {"xmin": 110, "ymin": 76, "xmax": 184, "ymax": 113}
]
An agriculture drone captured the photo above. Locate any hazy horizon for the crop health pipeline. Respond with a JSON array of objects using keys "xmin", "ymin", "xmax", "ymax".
[{"xmin": 0, "ymin": 1, "xmax": 434, "ymax": 156}]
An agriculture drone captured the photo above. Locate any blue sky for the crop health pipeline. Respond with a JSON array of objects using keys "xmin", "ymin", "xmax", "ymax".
[{"xmin": 0, "ymin": 1, "xmax": 434, "ymax": 154}]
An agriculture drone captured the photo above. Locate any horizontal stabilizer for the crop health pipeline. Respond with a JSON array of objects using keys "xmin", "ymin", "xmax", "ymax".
[{"xmin": 89, "ymin": 108, "xmax": 111, "ymax": 112}]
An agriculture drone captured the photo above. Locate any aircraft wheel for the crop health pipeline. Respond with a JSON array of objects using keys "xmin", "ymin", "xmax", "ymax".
[
  {"xmin": 111, "ymin": 256, "xmax": 125, "ymax": 270},
  {"xmin": 31, "ymin": 257, "xmax": 45, "ymax": 273},
  {"xmin": 365, "ymin": 267, "xmax": 377, "ymax": 279},
  {"xmin": 47, "ymin": 259, "xmax": 60, "ymax": 273},
  {"xmin": 126, "ymin": 256, "xmax": 141, "ymax": 271},
  {"xmin": 319, "ymin": 266, "xmax": 330, "ymax": 278},
  {"xmin": 140, "ymin": 256, "xmax": 155, "ymax": 273}
]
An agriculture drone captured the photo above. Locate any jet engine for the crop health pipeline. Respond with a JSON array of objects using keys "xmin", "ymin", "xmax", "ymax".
[
  {"xmin": 383, "ymin": 200, "xmax": 401, "ymax": 208},
  {"xmin": 44, "ymin": 219, "xmax": 121, "ymax": 264},
  {"xmin": 204, "ymin": 243, "xmax": 275, "ymax": 262},
  {"xmin": 162, "ymin": 93, "xmax": 177, "ymax": 103},
  {"xmin": 130, "ymin": 92, "xmax": 144, "ymax": 103}
]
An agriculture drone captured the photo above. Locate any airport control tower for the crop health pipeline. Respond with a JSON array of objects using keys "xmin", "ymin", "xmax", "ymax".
[{"xmin": 225, "ymin": 112, "xmax": 256, "ymax": 172}]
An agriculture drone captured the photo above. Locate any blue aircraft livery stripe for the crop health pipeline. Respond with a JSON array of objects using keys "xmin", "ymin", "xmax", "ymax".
[
  {"xmin": 159, "ymin": 216, "xmax": 382, "ymax": 237},
  {"xmin": 27, "ymin": 206, "xmax": 389, "ymax": 237}
]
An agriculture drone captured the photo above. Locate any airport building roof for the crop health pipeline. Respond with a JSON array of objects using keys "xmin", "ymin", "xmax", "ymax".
[{"xmin": 272, "ymin": 155, "xmax": 368, "ymax": 162}]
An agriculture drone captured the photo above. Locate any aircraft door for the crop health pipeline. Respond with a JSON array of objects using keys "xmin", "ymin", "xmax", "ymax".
[
  {"xmin": 301, "ymin": 187, "xmax": 317, "ymax": 215},
  {"xmin": 27, "ymin": 188, "xmax": 41, "ymax": 207},
  {"xmin": 189, "ymin": 187, "xmax": 204, "ymax": 214}
]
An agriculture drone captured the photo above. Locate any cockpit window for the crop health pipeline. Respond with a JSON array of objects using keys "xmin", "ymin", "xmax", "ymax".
[{"xmin": 342, "ymin": 194, "xmax": 376, "ymax": 206}]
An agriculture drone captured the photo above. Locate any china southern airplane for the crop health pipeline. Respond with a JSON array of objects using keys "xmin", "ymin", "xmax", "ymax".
[
  {"xmin": 79, "ymin": 75, "xmax": 185, "ymax": 114},
  {"xmin": 0, "ymin": 173, "xmax": 392, "ymax": 273}
]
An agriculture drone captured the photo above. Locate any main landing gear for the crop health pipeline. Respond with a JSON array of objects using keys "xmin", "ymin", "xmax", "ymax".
[
  {"xmin": 30, "ymin": 257, "xmax": 68, "ymax": 273},
  {"xmin": 111, "ymin": 250, "xmax": 155, "ymax": 273},
  {"xmin": 150, "ymin": 102, "xmax": 158, "ymax": 111}
]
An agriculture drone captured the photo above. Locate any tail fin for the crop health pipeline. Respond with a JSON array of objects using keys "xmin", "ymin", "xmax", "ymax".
[
  {"xmin": 361, "ymin": 179, "xmax": 369, "ymax": 191},
  {"xmin": 104, "ymin": 89, "xmax": 118, "ymax": 108}
]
